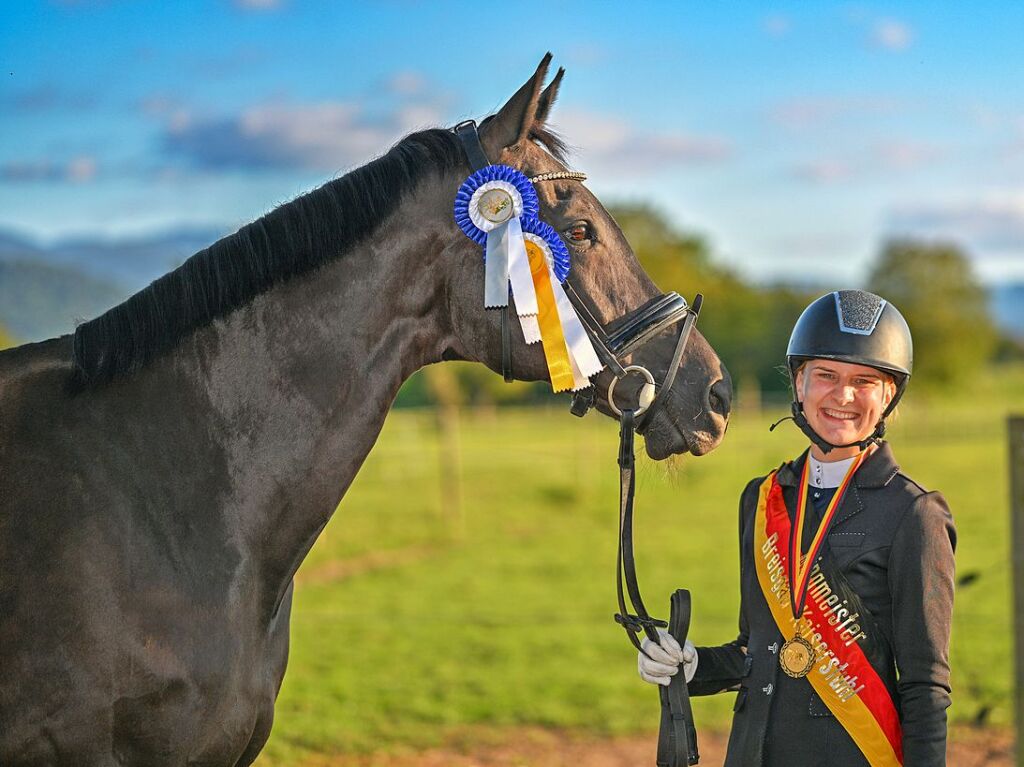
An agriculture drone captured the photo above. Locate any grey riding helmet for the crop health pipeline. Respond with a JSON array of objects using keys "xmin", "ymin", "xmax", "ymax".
[{"xmin": 785, "ymin": 290, "xmax": 913, "ymax": 452}]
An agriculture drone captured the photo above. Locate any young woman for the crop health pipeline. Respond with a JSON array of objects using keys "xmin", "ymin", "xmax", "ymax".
[{"xmin": 639, "ymin": 290, "xmax": 956, "ymax": 766}]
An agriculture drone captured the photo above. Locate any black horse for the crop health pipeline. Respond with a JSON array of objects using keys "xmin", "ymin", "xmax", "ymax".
[{"xmin": 0, "ymin": 57, "xmax": 730, "ymax": 765}]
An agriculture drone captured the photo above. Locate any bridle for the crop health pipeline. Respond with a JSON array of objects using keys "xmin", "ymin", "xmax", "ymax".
[
  {"xmin": 453, "ymin": 120, "xmax": 702, "ymax": 428},
  {"xmin": 453, "ymin": 120, "xmax": 701, "ymax": 766}
]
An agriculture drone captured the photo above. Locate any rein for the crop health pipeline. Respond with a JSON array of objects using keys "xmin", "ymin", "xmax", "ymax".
[{"xmin": 453, "ymin": 120, "xmax": 701, "ymax": 766}]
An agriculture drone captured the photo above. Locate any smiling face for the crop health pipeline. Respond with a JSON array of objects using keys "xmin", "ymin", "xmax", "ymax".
[{"xmin": 795, "ymin": 359, "xmax": 897, "ymax": 461}]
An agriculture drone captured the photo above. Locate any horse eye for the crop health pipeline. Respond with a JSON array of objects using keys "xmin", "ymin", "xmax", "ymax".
[{"xmin": 565, "ymin": 223, "xmax": 590, "ymax": 242}]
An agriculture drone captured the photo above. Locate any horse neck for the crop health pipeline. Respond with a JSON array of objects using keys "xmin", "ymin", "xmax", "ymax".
[{"xmin": 191, "ymin": 192, "xmax": 456, "ymax": 610}]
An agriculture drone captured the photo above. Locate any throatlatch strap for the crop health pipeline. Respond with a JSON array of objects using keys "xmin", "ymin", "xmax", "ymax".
[
  {"xmin": 501, "ymin": 305, "xmax": 513, "ymax": 382},
  {"xmin": 453, "ymin": 119, "xmax": 512, "ymax": 381},
  {"xmin": 453, "ymin": 120, "xmax": 490, "ymax": 171}
]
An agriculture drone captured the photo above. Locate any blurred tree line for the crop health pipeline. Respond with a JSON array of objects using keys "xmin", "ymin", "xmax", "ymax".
[
  {"xmin": 0, "ymin": 324, "xmax": 16, "ymax": 351},
  {"xmin": 398, "ymin": 205, "xmax": 1014, "ymax": 408}
]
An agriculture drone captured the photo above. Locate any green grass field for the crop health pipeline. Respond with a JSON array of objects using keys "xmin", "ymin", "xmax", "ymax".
[{"xmin": 258, "ymin": 368, "xmax": 1024, "ymax": 765}]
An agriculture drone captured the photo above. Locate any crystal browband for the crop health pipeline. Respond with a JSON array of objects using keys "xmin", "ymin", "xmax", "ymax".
[{"xmin": 528, "ymin": 171, "xmax": 588, "ymax": 184}]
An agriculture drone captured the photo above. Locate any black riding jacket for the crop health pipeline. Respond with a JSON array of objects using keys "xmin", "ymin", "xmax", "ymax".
[{"xmin": 688, "ymin": 443, "xmax": 956, "ymax": 766}]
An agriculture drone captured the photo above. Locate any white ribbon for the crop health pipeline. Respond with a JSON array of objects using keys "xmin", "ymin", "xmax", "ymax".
[
  {"xmin": 483, "ymin": 221, "xmax": 511, "ymax": 308},
  {"xmin": 551, "ymin": 277, "xmax": 604, "ymax": 386},
  {"xmin": 506, "ymin": 217, "xmax": 537, "ymax": 317},
  {"xmin": 520, "ymin": 314, "xmax": 541, "ymax": 344}
]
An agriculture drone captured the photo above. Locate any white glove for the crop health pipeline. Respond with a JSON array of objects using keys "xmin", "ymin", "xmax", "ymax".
[{"xmin": 638, "ymin": 630, "xmax": 697, "ymax": 687}]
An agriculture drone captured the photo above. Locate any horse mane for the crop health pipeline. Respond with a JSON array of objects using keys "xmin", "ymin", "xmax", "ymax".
[
  {"xmin": 70, "ymin": 121, "xmax": 569, "ymax": 389},
  {"xmin": 70, "ymin": 128, "xmax": 465, "ymax": 388}
]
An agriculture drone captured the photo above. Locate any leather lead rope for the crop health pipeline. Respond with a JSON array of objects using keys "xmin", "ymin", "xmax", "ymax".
[
  {"xmin": 659, "ymin": 590, "xmax": 699, "ymax": 767},
  {"xmin": 615, "ymin": 408, "xmax": 665, "ymax": 649},
  {"xmin": 617, "ymin": 410, "xmax": 700, "ymax": 766}
]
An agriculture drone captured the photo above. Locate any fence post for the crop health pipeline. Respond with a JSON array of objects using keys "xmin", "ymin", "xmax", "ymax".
[{"xmin": 1010, "ymin": 415, "xmax": 1024, "ymax": 767}]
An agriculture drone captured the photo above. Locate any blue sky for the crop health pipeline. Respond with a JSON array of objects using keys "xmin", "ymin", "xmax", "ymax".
[{"xmin": 2, "ymin": 1, "xmax": 1023, "ymax": 285}]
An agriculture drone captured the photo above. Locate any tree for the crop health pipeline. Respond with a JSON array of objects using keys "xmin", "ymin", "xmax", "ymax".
[
  {"xmin": 867, "ymin": 239, "xmax": 997, "ymax": 386},
  {"xmin": 0, "ymin": 324, "xmax": 16, "ymax": 351},
  {"xmin": 609, "ymin": 204, "xmax": 813, "ymax": 397}
]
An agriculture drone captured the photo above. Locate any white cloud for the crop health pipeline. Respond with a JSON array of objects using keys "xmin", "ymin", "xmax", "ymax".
[
  {"xmin": 565, "ymin": 44, "xmax": 609, "ymax": 67},
  {"xmin": 887, "ymin": 193, "xmax": 1024, "ymax": 253},
  {"xmin": 768, "ymin": 96, "xmax": 903, "ymax": 131},
  {"xmin": 66, "ymin": 156, "xmax": 98, "ymax": 182},
  {"xmin": 874, "ymin": 140, "xmax": 943, "ymax": 171},
  {"xmin": 792, "ymin": 158, "xmax": 853, "ymax": 184},
  {"xmin": 233, "ymin": 0, "xmax": 283, "ymax": 10},
  {"xmin": 386, "ymin": 71, "xmax": 427, "ymax": 97},
  {"xmin": 870, "ymin": 18, "xmax": 914, "ymax": 51},
  {"xmin": 789, "ymin": 140, "xmax": 944, "ymax": 184},
  {"xmin": 395, "ymin": 103, "xmax": 446, "ymax": 133},
  {"xmin": 0, "ymin": 155, "xmax": 99, "ymax": 183},
  {"xmin": 163, "ymin": 97, "xmax": 447, "ymax": 172},
  {"xmin": 552, "ymin": 109, "xmax": 731, "ymax": 176},
  {"xmin": 763, "ymin": 14, "xmax": 791, "ymax": 38}
]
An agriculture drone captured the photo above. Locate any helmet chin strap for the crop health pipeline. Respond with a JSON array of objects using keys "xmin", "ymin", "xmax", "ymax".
[{"xmin": 785, "ymin": 400, "xmax": 886, "ymax": 455}]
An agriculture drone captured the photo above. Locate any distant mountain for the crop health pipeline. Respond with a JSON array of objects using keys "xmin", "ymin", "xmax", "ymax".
[
  {"xmin": 991, "ymin": 283, "xmax": 1024, "ymax": 340},
  {"xmin": 0, "ymin": 223, "xmax": 1021, "ymax": 346},
  {"xmin": 0, "ymin": 225, "xmax": 226, "ymax": 289},
  {"xmin": 0, "ymin": 226, "xmax": 231, "ymax": 344},
  {"xmin": 0, "ymin": 229, "xmax": 44, "ymax": 256},
  {"xmin": 0, "ymin": 260, "xmax": 127, "ymax": 343}
]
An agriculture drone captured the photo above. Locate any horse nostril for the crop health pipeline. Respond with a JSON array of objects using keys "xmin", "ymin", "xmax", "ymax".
[{"xmin": 708, "ymin": 378, "xmax": 732, "ymax": 418}]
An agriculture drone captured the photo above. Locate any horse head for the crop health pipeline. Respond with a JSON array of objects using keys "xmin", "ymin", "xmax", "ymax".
[{"xmin": 440, "ymin": 55, "xmax": 730, "ymax": 459}]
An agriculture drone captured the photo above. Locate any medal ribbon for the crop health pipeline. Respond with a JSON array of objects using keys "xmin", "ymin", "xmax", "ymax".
[
  {"xmin": 788, "ymin": 449, "xmax": 870, "ymax": 621},
  {"xmin": 754, "ymin": 473, "xmax": 903, "ymax": 766}
]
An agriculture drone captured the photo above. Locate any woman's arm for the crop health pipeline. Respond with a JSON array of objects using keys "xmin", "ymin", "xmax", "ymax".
[
  {"xmin": 889, "ymin": 490, "xmax": 957, "ymax": 764},
  {"xmin": 688, "ymin": 610, "xmax": 750, "ymax": 696}
]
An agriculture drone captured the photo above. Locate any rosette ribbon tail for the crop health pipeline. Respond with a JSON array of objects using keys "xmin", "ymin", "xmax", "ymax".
[
  {"xmin": 505, "ymin": 217, "xmax": 539, "ymax": 318},
  {"xmin": 483, "ymin": 221, "xmax": 512, "ymax": 308},
  {"xmin": 525, "ymin": 239, "xmax": 575, "ymax": 392},
  {"xmin": 551, "ymin": 278, "xmax": 604, "ymax": 390}
]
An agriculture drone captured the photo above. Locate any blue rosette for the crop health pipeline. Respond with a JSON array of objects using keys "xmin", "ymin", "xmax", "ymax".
[
  {"xmin": 521, "ymin": 217, "xmax": 571, "ymax": 283},
  {"xmin": 453, "ymin": 164, "xmax": 540, "ymax": 247}
]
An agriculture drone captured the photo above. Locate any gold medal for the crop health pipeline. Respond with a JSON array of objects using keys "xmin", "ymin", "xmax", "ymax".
[{"xmin": 779, "ymin": 635, "xmax": 815, "ymax": 678}]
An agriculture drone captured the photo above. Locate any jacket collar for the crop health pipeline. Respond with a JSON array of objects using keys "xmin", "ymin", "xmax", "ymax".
[{"xmin": 776, "ymin": 441, "xmax": 900, "ymax": 490}]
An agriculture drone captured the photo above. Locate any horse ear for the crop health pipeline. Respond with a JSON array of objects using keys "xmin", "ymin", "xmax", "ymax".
[
  {"xmin": 535, "ymin": 66, "xmax": 564, "ymax": 126},
  {"xmin": 480, "ymin": 53, "xmax": 552, "ymax": 156}
]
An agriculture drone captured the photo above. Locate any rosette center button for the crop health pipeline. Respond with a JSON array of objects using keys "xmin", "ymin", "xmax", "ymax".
[{"xmin": 478, "ymin": 188, "xmax": 515, "ymax": 224}]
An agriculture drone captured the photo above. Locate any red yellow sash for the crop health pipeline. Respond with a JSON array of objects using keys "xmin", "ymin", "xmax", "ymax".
[{"xmin": 754, "ymin": 472, "xmax": 904, "ymax": 766}]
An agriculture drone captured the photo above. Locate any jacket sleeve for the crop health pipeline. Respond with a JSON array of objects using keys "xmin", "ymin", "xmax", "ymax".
[
  {"xmin": 889, "ymin": 490, "xmax": 956, "ymax": 765},
  {"xmin": 688, "ymin": 478, "xmax": 759, "ymax": 696}
]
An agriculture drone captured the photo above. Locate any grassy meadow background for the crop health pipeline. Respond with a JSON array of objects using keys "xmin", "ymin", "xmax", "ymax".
[{"xmin": 257, "ymin": 365, "xmax": 1023, "ymax": 765}]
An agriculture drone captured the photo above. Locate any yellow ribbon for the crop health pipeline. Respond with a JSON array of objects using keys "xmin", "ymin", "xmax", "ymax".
[{"xmin": 525, "ymin": 240, "xmax": 575, "ymax": 392}]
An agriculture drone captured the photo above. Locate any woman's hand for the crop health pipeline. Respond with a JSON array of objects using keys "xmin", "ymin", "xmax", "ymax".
[{"xmin": 637, "ymin": 630, "xmax": 697, "ymax": 686}]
